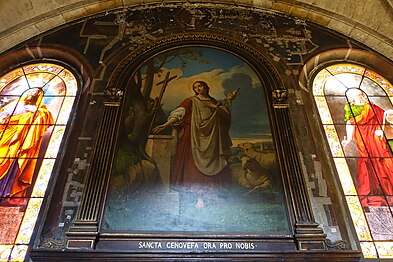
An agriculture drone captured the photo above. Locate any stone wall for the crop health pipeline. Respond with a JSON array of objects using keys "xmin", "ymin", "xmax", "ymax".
[{"xmin": 0, "ymin": 0, "xmax": 392, "ymax": 60}]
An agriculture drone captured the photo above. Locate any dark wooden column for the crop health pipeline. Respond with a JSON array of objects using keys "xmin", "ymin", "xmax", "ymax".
[
  {"xmin": 271, "ymin": 89, "xmax": 327, "ymax": 250},
  {"xmin": 66, "ymin": 88, "xmax": 123, "ymax": 249}
]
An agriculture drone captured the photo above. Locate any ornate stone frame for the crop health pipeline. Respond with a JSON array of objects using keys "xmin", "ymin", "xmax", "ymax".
[{"xmin": 22, "ymin": 25, "xmax": 363, "ymax": 259}]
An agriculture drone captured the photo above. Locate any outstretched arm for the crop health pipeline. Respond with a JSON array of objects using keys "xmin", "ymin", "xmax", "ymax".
[
  {"xmin": 152, "ymin": 117, "xmax": 177, "ymax": 133},
  {"xmin": 152, "ymin": 106, "xmax": 186, "ymax": 133}
]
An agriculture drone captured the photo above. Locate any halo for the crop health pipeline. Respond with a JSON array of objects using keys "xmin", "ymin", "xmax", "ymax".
[
  {"xmin": 345, "ymin": 88, "xmax": 364, "ymax": 102},
  {"xmin": 188, "ymin": 76, "xmax": 213, "ymax": 91}
]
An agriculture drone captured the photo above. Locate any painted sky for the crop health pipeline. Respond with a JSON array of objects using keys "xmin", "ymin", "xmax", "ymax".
[{"xmin": 146, "ymin": 46, "xmax": 272, "ymax": 139}]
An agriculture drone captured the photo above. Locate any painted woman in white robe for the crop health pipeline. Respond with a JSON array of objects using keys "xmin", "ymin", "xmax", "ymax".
[{"xmin": 153, "ymin": 80, "xmax": 235, "ymax": 208}]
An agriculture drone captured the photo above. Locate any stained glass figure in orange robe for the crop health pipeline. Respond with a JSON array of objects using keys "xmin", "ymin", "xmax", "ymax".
[
  {"xmin": 0, "ymin": 88, "xmax": 54, "ymax": 206},
  {"xmin": 341, "ymin": 88, "xmax": 393, "ymax": 206}
]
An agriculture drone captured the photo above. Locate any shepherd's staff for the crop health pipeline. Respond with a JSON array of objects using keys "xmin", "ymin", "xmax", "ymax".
[{"xmin": 148, "ymin": 72, "xmax": 177, "ymax": 133}]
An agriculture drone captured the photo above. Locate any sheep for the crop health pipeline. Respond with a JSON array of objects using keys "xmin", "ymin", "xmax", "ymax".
[
  {"xmin": 241, "ymin": 156, "xmax": 271, "ymax": 193},
  {"xmin": 237, "ymin": 142, "xmax": 276, "ymax": 171}
]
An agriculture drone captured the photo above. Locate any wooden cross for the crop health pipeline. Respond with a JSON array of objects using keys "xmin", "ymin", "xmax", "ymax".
[
  {"xmin": 156, "ymin": 72, "xmax": 177, "ymax": 100},
  {"xmin": 149, "ymin": 72, "xmax": 177, "ymax": 133}
]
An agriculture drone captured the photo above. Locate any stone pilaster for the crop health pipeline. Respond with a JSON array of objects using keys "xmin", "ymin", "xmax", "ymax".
[{"xmin": 66, "ymin": 88, "xmax": 123, "ymax": 249}]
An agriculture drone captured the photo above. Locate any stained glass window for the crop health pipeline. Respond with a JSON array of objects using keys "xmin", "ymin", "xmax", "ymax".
[
  {"xmin": 313, "ymin": 64, "xmax": 393, "ymax": 258},
  {"xmin": 0, "ymin": 63, "xmax": 78, "ymax": 261}
]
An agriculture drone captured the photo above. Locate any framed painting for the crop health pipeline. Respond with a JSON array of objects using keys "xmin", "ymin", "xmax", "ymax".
[{"xmin": 101, "ymin": 46, "xmax": 290, "ymax": 239}]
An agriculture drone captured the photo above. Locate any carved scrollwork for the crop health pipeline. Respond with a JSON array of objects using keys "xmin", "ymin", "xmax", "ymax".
[
  {"xmin": 272, "ymin": 89, "xmax": 289, "ymax": 108},
  {"xmin": 325, "ymin": 239, "xmax": 350, "ymax": 250},
  {"xmin": 40, "ymin": 237, "xmax": 67, "ymax": 250}
]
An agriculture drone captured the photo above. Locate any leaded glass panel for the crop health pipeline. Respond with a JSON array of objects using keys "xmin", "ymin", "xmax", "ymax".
[
  {"xmin": 313, "ymin": 63, "xmax": 393, "ymax": 259},
  {"xmin": 0, "ymin": 63, "xmax": 78, "ymax": 261}
]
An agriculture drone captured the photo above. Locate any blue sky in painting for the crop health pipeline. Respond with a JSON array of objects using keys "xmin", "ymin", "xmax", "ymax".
[
  {"xmin": 149, "ymin": 46, "xmax": 272, "ymax": 139},
  {"xmin": 162, "ymin": 47, "xmax": 244, "ymax": 78}
]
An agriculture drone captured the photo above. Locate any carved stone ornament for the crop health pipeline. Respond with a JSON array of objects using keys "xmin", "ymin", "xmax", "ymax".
[
  {"xmin": 40, "ymin": 237, "xmax": 67, "ymax": 250},
  {"xmin": 178, "ymin": 7, "xmax": 215, "ymax": 28},
  {"xmin": 104, "ymin": 87, "xmax": 123, "ymax": 106},
  {"xmin": 325, "ymin": 239, "xmax": 350, "ymax": 250},
  {"xmin": 272, "ymin": 89, "xmax": 289, "ymax": 108}
]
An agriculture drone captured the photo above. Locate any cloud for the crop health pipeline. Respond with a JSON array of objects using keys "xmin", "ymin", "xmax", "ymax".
[
  {"xmin": 150, "ymin": 64, "xmax": 261, "ymax": 111},
  {"xmin": 221, "ymin": 63, "xmax": 261, "ymax": 88}
]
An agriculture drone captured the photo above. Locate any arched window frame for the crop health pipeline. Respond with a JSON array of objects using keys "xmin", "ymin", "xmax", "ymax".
[
  {"xmin": 0, "ymin": 63, "xmax": 79, "ymax": 261},
  {"xmin": 312, "ymin": 63, "xmax": 393, "ymax": 259}
]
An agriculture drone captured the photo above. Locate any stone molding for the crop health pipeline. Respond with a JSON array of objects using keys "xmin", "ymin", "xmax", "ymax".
[{"xmin": 0, "ymin": 0, "xmax": 392, "ymax": 61}]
